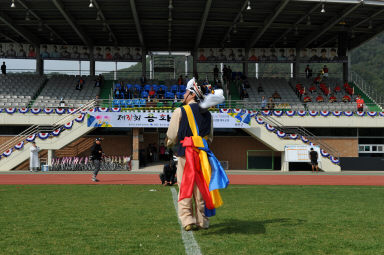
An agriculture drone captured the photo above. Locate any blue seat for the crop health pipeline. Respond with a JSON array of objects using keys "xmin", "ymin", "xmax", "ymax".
[
  {"xmin": 120, "ymin": 99, "xmax": 127, "ymax": 107},
  {"xmin": 139, "ymin": 99, "xmax": 146, "ymax": 107},
  {"xmin": 134, "ymin": 84, "xmax": 142, "ymax": 91},
  {"xmin": 160, "ymin": 85, "xmax": 168, "ymax": 92},
  {"xmin": 152, "ymin": 85, "xmax": 158, "ymax": 91},
  {"xmin": 171, "ymin": 85, "xmax": 178, "ymax": 93},
  {"xmin": 217, "ymin": 103, "xmax": 225, "ymax": 109},
  {"xmin": 144, "ymin": 84, "xmax": 151, "ymax": 92},
  {"xmin": 115, "ymin": 83, "xmax": 121, "ymax": 89},
  {"xmin": 176, "ymin": 92, "xmax": 183, "ymax": 99},
  {"xmin": 165, "ymin": 92, "xmax": 174, "ymax": 99},
  {"xmin": 179, "ymin": 85, "xmax": 186, "ymax": 92},
  {"xmin": 126, "ymin": 84, "xmax": 132, "ymax": 90},
  {"xmin": 141, "ymin": 91, "xmax": 149, "ymax": 98}
]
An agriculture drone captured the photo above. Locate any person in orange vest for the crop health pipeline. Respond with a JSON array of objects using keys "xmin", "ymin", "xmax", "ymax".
[{"xmin": 356, "ymin": 94, "xmax": 365, "ymax": 112}]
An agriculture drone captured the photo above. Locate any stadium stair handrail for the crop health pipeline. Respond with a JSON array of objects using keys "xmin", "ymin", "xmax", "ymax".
[{"xmin": 0, "ymin": 100, "xmax": 97, "ymax": 156}]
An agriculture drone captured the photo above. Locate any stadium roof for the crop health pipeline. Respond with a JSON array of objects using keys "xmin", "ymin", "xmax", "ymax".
[{"xmin": 0, "ymin": 0, "xmax": 384, "ymax": 51}]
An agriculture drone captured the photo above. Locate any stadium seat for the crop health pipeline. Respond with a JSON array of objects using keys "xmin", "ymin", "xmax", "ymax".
[
  {"xmin": 113, "ymin": 99, "xmax": 120, "ymax": 107},
  {"xmin": 179, "ymin": 85, "xmax": 186, "ymax": 93},
  {"xmin": 176, "ymin": 92, "xmax": 183, "ymax": 99},
  {"xmin": 165, "ymin": 92, "xmax": 174, "ymax": 99},
  {"xmin": 171, "ymin": 85, "xmax": 178, "ymax": 93},
  {"xmin": 141, "ymin": 91, "xmax": 149, "ymax": 98},
  {"xmin": 125, "ymin": 99, "xmax": 133, "ymax": 108},
  {"xmin": 144, "ymin": 84, "xmax": 151, "ymax": 92},
  {"xmin": 152, "ymin": 85, "xmax": 158, "ymax": 91},
  {"xmin": 139, "ymin": 99, "xmax": 146, "ymax": 107},
  {"xmin": 160, "ymin": 85, "xmax": 168, "ymax": 92},
  {"xmin": 132, "ymin": 99, "xmax": 140, "ymax": 107}
]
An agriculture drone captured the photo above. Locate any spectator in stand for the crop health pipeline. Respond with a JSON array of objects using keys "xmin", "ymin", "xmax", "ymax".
[
  {"xmin": 94, "ymin": 75, "xmax": 102, "ymax": 87},
  {"xmin": 133, "ymin": 87, "xmax": 140, "ymax": 98},
  {"xmin": 114, "ymin": 88, "xmax": 122, "ymax": 99},
  {"xmin": 222, "ymin": 65, "xmax": 228, "ymax": 82},
  {"xmin": 248, "ymin": 48, "xmax": 258, "ymax": 61},
  {"xmin": 227, "ymin": 66, "xmax": 232, "ymax": 81},
  {"xmin": 177, "ymin": 75, "xmax": 183, "ymax": 85},
  {"xmin": 140, "ymin": 75, "xmax": 147, "ymax": 85},
  {"xmin": 240, "ymin": 88, "xmax": 249, "ymax": 100},
  {"xmin": 342, "ymin": 94, "xmax": 351, "ymax": 103},
  {"xmin": 305, "ymin": 65, "xmax": 311, "ymax": 79},
  {"xmin": 334, "ymin": 84, "xmax": 341, "ymax": 93},
  {"xmin": 303, "ymin": 94, "xmax": 312, "ymax": 103},
  {"xmin": 309, "ymin": 84, "xmax": 317, "ymax": 93},
  {"xmin": 261, "ymin": 96, "xmax": 267, "ymax": 109},
  {"xmin": 329, "ymin": 94, "xmax": 337, "ymax": 103},
  {"xmin": 159, "ymin": 143, "xmax": 166, "ymax": 161},
  {"xmin": 323, "ymin": 65, "xmax": 329, "ymax": 78},
  {"xmin": 198, "ymin": 49, "xmax": 206, "ymax": 61},
  {"xmin": 94, "ymin": 95, "xmax": 101, "ymax": 108},
  {"xmin": 316, "ymin": 94, "xmax": 324, "ymax": 102},
  {"xmin": 267, "ymin": 97, "xmax": 275, "ymax": 110},
  {"xmin": 272, "ymin": 91, "xmax": 281, "ymax": 101},
  {"xmin": 123, "ymin": 84, "xmax": 130, "ymax": 99},
  {"xmin": 314, "ymin": 76, "xmax": 321, "ymax": 85},
  {"xmin": 28, "ymin": 45, "xmax": 36, "ymax": 58},
  {"xmin": 320, "ymin": 49, "xmax": 328, "ymax": 61},
  {"xmin": 213, "ymin": 65, "xmax": 219, "ymax": 79},
  {"xmin": 148, "ymin": 87, "xmax": 156, "ymax": 98},
  {"xmin": 76, "ymin": 77, "xmax": 84, "ymax": 90},
  {"xmin": 184, "ymin": 75, "xmax": 189, "ymax": 85},
  {"xmin": 157, "ymin": 87, "xmax": 165, "ymax": 99},
  {"xmin": 1, "ymin": 61, "xmax": 6, "ymax": 76},
  {"xmin": 59, "ymin": 98, "xmax": 66, "ymax": 108},
  {"xmin": 258, "ymin": 84, "xmax": 264, "ymax": 94},
  {"xmin": 356, "ymin": 95, "xmax": 365, "ymax": 112}
]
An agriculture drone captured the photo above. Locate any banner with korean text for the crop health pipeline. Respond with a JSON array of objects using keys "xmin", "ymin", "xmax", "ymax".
[{"xmin": 87, "ymin": 112, "xmax": 251, "ymax": 128}]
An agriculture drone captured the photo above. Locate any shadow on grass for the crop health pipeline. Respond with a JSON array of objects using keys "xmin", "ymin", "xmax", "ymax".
[{"xmin": 203, "ymin": 218, "xmax": 305, "ymax": 235}]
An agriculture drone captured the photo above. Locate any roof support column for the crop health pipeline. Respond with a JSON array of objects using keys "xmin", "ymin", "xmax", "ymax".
[
  {"xmin": 192, "ymin": 50, "xmax": 197, "ymax": 78},
  {"xmin": 243, "ymin": 49, "xmax": 249, "ymax": 77},
  {"xmin": 131, "ymin": 128, "xmax": 140, "ymax": 170},
  {"xmin": 35, "ymin": 46, "xmax": 43, "ymax": 76},
  {"xmin": 141, "ymin": 48, "xmax": 147, "ymax": 77},
  {"xmin": 90, "ymin": 46, "xmax": 95, "ymax": 76},
  {"xmin": 294, "ymin": 47, "xmax": 301, "ymax": 79}
]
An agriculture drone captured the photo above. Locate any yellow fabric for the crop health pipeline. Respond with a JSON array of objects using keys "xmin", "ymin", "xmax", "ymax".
[{"xmin": 183, "ymin": 105, "xmax": 223, "ymax": 208}]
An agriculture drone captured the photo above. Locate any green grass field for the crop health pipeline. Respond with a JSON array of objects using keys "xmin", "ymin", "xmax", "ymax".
[{"xmin": 1, "ymin": 185, "xmax": 384, "ymax": 255}]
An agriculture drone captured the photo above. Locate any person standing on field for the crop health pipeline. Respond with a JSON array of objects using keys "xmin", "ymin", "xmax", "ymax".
[
  {"xmin": 30, "ymin": 142, "xmax": 40, "ymax": 172},
  {"xmin": 91, "ymin": 138, "xmax": 104, "ymax": 182},
  {"xmin": 309, "ymin": 148, "xmax": 319, "ymax": 173}
]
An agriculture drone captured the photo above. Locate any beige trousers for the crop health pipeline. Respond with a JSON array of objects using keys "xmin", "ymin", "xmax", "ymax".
[{"xmin": 176, "ymin": 156, "xmax": 209, "ymax": 228}]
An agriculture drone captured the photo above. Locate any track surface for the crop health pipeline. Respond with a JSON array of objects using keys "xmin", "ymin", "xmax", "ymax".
[{"xmin": 1, "ymin": 173, "xmax": 384, "ymax": 185}]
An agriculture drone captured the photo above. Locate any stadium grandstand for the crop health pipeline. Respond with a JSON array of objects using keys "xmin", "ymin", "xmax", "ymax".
[{"xmin": 1, "ymin": 0, "xmax": 384, "ymax": 172}]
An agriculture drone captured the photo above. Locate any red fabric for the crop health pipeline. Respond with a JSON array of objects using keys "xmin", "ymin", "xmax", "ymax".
[
  {"xmin": 343, "ymin": 95, "xmax": 351, "ymax": 102},
  {"xmin": 316, "ymin": 96, "xmax": 324, "ymax": 102},
  {"xmin": 304, "ymin": 96, "xmax": 311, "ymax": 102},
  {"xmin": 323, "ymin": 67, "xmax": 328, "ymax": 73},
  {"xmin": 314, "ymin": 77, "xmax": 321, "ymax": 82},
  {"xmin": 299, "ymin": 88, "xmax": 305, "ymax": 95},
  {"xmin": 178, "ymin": 137, "xmax": 214, "ymax": 210},
  {"xmin": 296, "ymin": 84, "xmax": 302, "ymax": 90},
  {"xmin": 334, "ymin": 86, "xmax": 341, "ymax": 92},
  {"xmin": 344, "ymin": 82, "xmax": 349, "ymax": 88},
  {"xmin": 309, "ymin": 86, "xmax": 316, "ymax": 92},
  {"xmin": 329, "ymin": 96, "xmax": 336, "ymax": 101},
  {"xmin": 149, "ymin": 90, "xmax": 155, "ymax": 96}
]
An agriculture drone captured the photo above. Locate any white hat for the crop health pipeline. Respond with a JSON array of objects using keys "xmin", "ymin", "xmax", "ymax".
[{"xmin": 186, "ymin": 78, "xmax": 204, "ymax": 101}]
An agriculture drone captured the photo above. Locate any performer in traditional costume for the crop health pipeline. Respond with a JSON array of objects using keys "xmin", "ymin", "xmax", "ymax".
[{"xmin": 166, "ymin": 78, "xmax": 229, "ymax": 231}]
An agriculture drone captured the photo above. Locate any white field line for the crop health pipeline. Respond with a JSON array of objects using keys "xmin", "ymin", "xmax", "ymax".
[{"xmin": 171, "ymin": 187, "xmax": 202, "ymax": 255}]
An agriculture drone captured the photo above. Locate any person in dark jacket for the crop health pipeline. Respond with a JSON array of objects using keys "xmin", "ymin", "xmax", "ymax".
[
  {"xmin": 159, "ymin": 157, "xmax": 177, "ymax": 186},
  {"xmin": 309, "ymin": 148, "xmax": 319, "ymax": 173},
  {"xmin": 90, "ymin": 138, "xmax": 103, "ymax": 182}
]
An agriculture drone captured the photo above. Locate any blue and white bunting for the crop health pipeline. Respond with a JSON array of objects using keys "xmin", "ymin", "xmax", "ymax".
[
  {"xmin": 98, "ymin": 107, "xmax": 109, "ymax": 112},
  {"xmin": 332, "ymin": 111, "xmax": 342, "ymax": 117},
  {"xmin": 380, "ymin": 112, "xmax": 384, "ymax": 117},
  {"xmin": 31, "ymin": 108, "xmax": 41, "ymax": 114},
  {"xmin": 320, "ymin": 149, "xmax": 330, "ymax": 158},
  {"xmin": 18, "ymin": 108, "xmax": 29, "ymax": 114},
  {"xmin": 261, "ymin": 110, "xmax": 271, "ymax": 116},
  {"xmin": 43, "ymin": 108, "xmax": 54, "ymax": 114},
  {"xmin": 330, "ymin": 156, "xmax": 340, "ymax": 164},
  {"xmin": 367, "ymin": 111, "xmax": 377, "ymax": 117},
  {"xmin": 51, "ymin": 128, "xmax": 61, "ymax": 136},
  {"xmin": 320, "ymin": 110, "xmax": 330, "ymax": 116},
  {"xmin": 5, "ymin": 108, "xmax": 16, "ymax": 114},
  {"xmin": 308, "ymin": 110, "xmax": 318, "ymax": 116},
  {"xmin": 111, "ymin": 107, "xmax": 121, "ymax": 112},
  {"xmin": 2, "ymin": 148, "xmax": 13, "ymax": 157},
  {"xmin": 75, "ymin": 114, "xmax": 85, "ymax": 122},
  {"xmin": 219, "ymin": 109, "xmax": 230, "ymax": 113},
  {"xmin": 297, "ymin": 110, "xmax": 307, "ymax": 116},
  {"xmin": 256, "ymin": 117, "xmax": 265, "ymax": 125},
  {"xmin": 26, "ymin": 134, "xmax": 36, "ymax": 142},
  {"xmin": 88, "ymin": 108, "xmax": 96, "ymax": 113},
  {"xmin": 232, "ymin": 109, "xmax": 242, "ymax": 114},
  {"xmin": 356, "ymin": 111, "xmax": 365, "ymax": 116},
  {"xmin": 38, "ymin": 132, "xmax": 50, "ymax": 140},
  {"xmin": 265, "ymin": 123, "xmax": 275, "ymax": 132},
  {"xmin": 63, "ymin": 121, "xmax": 74, "ymax": 129},
  {"xmin": 0, "ymin": 108, "xmax": 3, "ymax": 113},
  {"xmin": 273, "ymin": 110, "xmax": 283, "ymax": 116},
  {"xmin": 286, "ymin": 110, "xmax": 296, "ymax": 117},
  {"xmin": 301, "ymin": 136, "xmax": 309, "ymax": 143},
  {"xmin": 289, "ymin": 134, "xmax": 298, "ymax": 140},
  {"xmin": 14, "ymin": 141, "xmax": 24, "ymax": 150},
  {"xmin": 55, "ymin": 108, "xmax": 66, "ymax": 115},
  {"xmin": 276, "ymin": 130, "xmax": 286, "ymax": 138},
  {"xmin": 67, "ymin": 108, "xmax": 77, "ymax": 114},
  {"xmin": 344, "ymin": 111, "xmax": 353, "ymax": 117},
  {"xmin": 80, "ymin": 109, "xmax": 88, "ymax": 114}
]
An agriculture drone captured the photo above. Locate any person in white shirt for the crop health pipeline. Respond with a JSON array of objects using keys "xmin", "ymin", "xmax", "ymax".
[{"xmin": 30, "ymin": 142, "xmax": 40, "ymax": 172}]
